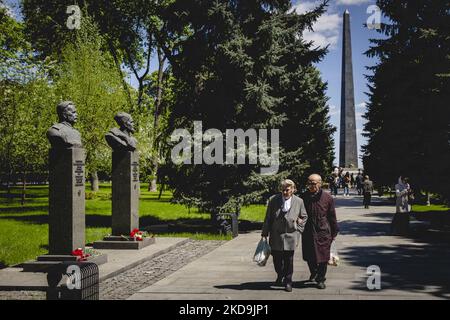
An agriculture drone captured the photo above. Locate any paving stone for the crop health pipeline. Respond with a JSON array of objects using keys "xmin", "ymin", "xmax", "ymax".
[{"xmin": 99, "ymin": 240, "xmax": 225, "ymax": 300}]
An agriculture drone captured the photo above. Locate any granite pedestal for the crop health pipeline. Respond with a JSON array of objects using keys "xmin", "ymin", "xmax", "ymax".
[
  {"xmin": 93, "ymin": 151, "xmax": 153, "ymax": 250},
  {"xmin": 22, "ymin": 148, "xmax": 107, "ymax": 272}
]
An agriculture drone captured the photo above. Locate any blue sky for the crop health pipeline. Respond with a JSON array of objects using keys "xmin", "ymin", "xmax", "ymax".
[{"xmin": 3, "ymin": 0, "xmax": 385, "ymax": 168}]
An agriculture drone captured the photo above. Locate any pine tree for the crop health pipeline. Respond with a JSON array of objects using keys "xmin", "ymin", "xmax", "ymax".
[
  {"xmin": 363, "ymin": 0, "xmax": 450, "ymax": 201},
  {"xmin": 160, "ymin": 0, "xmax": 335, "ymax": 214}
]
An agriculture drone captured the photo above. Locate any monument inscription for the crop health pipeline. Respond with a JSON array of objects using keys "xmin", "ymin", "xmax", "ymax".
[{"xmin": 74, "ymin": 160, "xmax": 85, "ymax": 187}]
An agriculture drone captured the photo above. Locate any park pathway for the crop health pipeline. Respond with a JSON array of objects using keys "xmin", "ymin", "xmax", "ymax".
[{"xmin": 129, "ymin": 194, "xmax": 450, "ymax": 300}]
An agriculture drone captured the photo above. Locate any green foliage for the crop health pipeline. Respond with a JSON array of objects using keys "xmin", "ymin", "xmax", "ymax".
[
  {"xmin": 138, "ymin": 70, "xmax": 176, "ymax": 184},
  {"xmin": 161, "ymin": 0, "xmax": 335, "ymax": 213},
  {"xmin": 0, "ymin": 1, "xmax": 27, "ymax": 60},
  {"xmin": 55, "ymin": 16, "xmax": 130, "ymax": 175},
  {"xmin": 0, "ymin": 5, "xmax": 57, "ymax": 179},
  {"xmin": 362, "ymin": 0, "xmax": 450, "ymax": 201}
]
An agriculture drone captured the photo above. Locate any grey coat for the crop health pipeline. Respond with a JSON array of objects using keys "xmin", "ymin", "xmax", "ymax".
[{"xmin": 261, "ymin": 194, "xmax": 308, "ymax": 251}]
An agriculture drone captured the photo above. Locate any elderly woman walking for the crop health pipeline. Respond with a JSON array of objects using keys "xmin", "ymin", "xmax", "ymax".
[{"xmin": 261, "ymin": 179, "xmax": 308, "ymax": 292}]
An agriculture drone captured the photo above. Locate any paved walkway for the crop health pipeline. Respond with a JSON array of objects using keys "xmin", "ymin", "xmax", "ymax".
[
  {"xmin": 129, "ymin": 195, "xmax": 450, "ymax": 300},
  {"xmin": 100, "ymin": 240, "xmax": 226, "ymax": 300}
]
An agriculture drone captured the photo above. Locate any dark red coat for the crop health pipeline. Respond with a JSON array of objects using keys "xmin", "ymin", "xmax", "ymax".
[{"xmin": 301, "ymin": 189, "xmax": 339, "ymax": 264}]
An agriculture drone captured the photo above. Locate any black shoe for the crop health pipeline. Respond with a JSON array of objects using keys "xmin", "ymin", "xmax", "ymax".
[
  {"xmin": 275, "ymin": 275, "xmax": 284, "ymax": 286},
  {"xmin": 317, "ymin": 282, "xmax": 326, "ymax": 290},
  {"xmin": 309, "ymin": 274, "xmax": 317, "ymax": 282},
  {"xmin": 285, "ymin": 283, "xmax": 292, "ymax": 292}
]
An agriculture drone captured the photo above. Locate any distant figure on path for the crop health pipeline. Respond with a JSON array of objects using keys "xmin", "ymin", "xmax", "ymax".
[
  {"xmin": 47, "ymin": 101, "xmax": 82, "ymax": 148},
  {"xmin": 302, "ymin": 174, "xmax": 339, "ymax": 290},
  {"xmin": 391, "ymin": 177, "xmax": 412, "ymax": 235},
  {"xmin": 343, "ymin": 172, "xmax": 351, "ymax": 196},
  {"xmin": 355, "ymin": 173, "xmax": 363, "ymax": 195},
  {"xmin": 261, "ymin": 179, "xmax": 308, "ymax": 292},
  {"xmin": 328, "ymin": 173, "xmax": 338, "ymax": 197},
  {"xmin": 362, "ymin": 176, "xmax": 374, "ymax": 209}
]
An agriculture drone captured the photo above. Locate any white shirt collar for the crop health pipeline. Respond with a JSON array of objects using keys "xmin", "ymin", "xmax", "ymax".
[{"xmin": 282, "ymin": 196, "xmax": 292, "ymax": 212}]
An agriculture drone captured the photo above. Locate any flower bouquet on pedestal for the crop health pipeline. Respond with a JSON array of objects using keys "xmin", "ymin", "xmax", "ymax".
[
  {"xmin": 93, "ymin": 228, "xmax": 155, "ymax": 249},
  {"xmin": 71, "ymin": 248, "xmax": 101, "ymax": 261},
  {"xmin": 120, "ymin": 228, "xmax": 154, "ymax": 241}
]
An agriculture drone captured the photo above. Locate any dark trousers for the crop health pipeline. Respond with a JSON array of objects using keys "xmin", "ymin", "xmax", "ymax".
[
  {"xmin": 363, "ymin": 192, "xmax": 372, "ymax": 208},
  {"xmin": 307, "ymin": 260, "xmax": 328, "ymax": 282},
  {"xmin": 331, "ymin": 185, "xmax": 338, "ymax": 196},
  {"xmin": 357, "ymin": 186, "xmax": 362, "ymax": 195},
  {"xmin": 272, "ymin": 250, "xmax": 294, "ymax": 284}
]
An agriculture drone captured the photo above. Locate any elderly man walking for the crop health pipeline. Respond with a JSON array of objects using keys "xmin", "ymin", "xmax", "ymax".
[
  {"xmin": 301, "ymin": 174, "xmax": 339, "ymax": 289},
  {"xmin": 261, "ymin": 179, "xmax": 308, "ymax": 292}
]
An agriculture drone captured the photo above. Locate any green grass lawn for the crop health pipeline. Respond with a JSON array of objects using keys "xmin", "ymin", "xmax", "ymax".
[
  {"xmin": 0, "ymin": 184, "xmax": 266, "ymax": 267},
  {"xmin": 412, "ymin": 204, "xmax": 449, "ymax": 213}
]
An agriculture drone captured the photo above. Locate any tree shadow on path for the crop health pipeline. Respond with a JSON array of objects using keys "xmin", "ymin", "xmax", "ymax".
[{"xmin": 335, "ymin": 197, "xmax": 450, "ymax": 299}]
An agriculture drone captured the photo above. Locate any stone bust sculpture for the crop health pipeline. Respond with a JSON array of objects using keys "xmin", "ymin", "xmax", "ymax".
[
  {"xmin": 105, "ymin": 112, "xmax": 137, "ymax": 151},
  {"xmin": 47, "ymin": 101, "xmax": 83, "ymax": 148}
]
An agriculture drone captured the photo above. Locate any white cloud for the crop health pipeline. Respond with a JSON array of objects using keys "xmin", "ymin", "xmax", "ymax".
[
  {"xmin": 328, "ymin": 105, "xmax": 339, "ymax": 116},
  {"xmin": 291, "ymin": 1, "xmax": 342, "ymax": 50},
  {"xmin": 336, "ymin": 0, "xmax": 372, "ymax": 5},
  {"xmin": 303, "ymin": 29, "xmax": 340, "ymax": 49},
  {"xmin": 291, "ymin": 1, "xmax": 318, "ymax": 14},
  {"xmin": 356, "ymin": 102, "xmax": 367, "ymax": 110},
  {"xmin": 0, "ymin": 1, "xmax": 17, "ymax": 19}
]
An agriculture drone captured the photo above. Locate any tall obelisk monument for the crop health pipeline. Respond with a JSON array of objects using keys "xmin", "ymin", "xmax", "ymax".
[{"xmin": 339, "ymin": 10, "xmax": 358, "ymax": 168}]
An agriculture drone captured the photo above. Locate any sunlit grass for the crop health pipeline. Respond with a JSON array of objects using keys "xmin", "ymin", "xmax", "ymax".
[
  {"xmin": 0, "ymin": 183, "xmax": 232, "ymax": 267},
  {"xmin": 412, "ymin": 204, "xmax": 449, "ymax": 212}
]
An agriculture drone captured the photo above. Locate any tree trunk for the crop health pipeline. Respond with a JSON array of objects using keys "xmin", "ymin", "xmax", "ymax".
[
  {"xmin": 90, "ymin": 170, "xmax": 99, "ymax": 192},
  {"xmin": 108, "ymin": 41, "xmax": 134, "ymax": 109},
  {"xmin": 426, "ymin": 191, "xmax": 431, "ymax": 206},
  {"xmin": 147, "ymin": 46, "xmax": 166, "ymax": 193},
  {"xmin": 148, "ymin": 158, "xmax": 159, "ymax": 192},
  {"xmin": 21, "ymin": 172, "xmax": 26, "ymax": 206},
  {"xmin": 149, "ymin": 178, "xmax": 157, "ymax": 192},
  {"xmin": 6, "ymin": 169, "xmax": 12, "ymax": 201}
]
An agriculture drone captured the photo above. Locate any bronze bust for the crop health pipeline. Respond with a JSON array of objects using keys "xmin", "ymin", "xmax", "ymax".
[
  {"xmin": 105, "ymin": 112, "xmax": 137, "ymax": 151},
  {"xmin": 47, "ymin": 101, "xmax": 82, "ymax": 148}
]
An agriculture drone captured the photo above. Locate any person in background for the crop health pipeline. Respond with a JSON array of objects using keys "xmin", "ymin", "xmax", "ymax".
[
  {"xmin": 302, "ymin": 174, "xmax": 339, "ymax": 290},
  {"xmin": 355, "ymin": 173, "xmax": 362, "ymax": 195},
  {"xmin": 261, "ymin": 179, "xmax": 308, "ymax": 292},
  {"xmin": 391, "ymin": 177, "xmax": 412, "ymax": 235},
  {"xmin": 362, "ymin": 175, "xmax": 374, "ymax": 209},
  {"xmin": 328, "ymin": 172, "xmax": 338, "ymax": 197},
  {"xmin": 350, "ymin": 173, "xmax": 355, "ymax": 189},
  {"xmin": 343, "ymin": 172, "xmax": 351, "ymax": 196}
]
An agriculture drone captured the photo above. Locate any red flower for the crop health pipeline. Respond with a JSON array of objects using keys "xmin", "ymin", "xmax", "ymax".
[
  {"xmin": 71, "ymin": 248, "xmax": 90, "ymax": 261},
  {"xmin": 130, "ymin": 228, "xmax": 140, "ymax": 238},
  {"xmin": 71, "ymin": 248, "xmax": 83, "ymax": 257}
]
